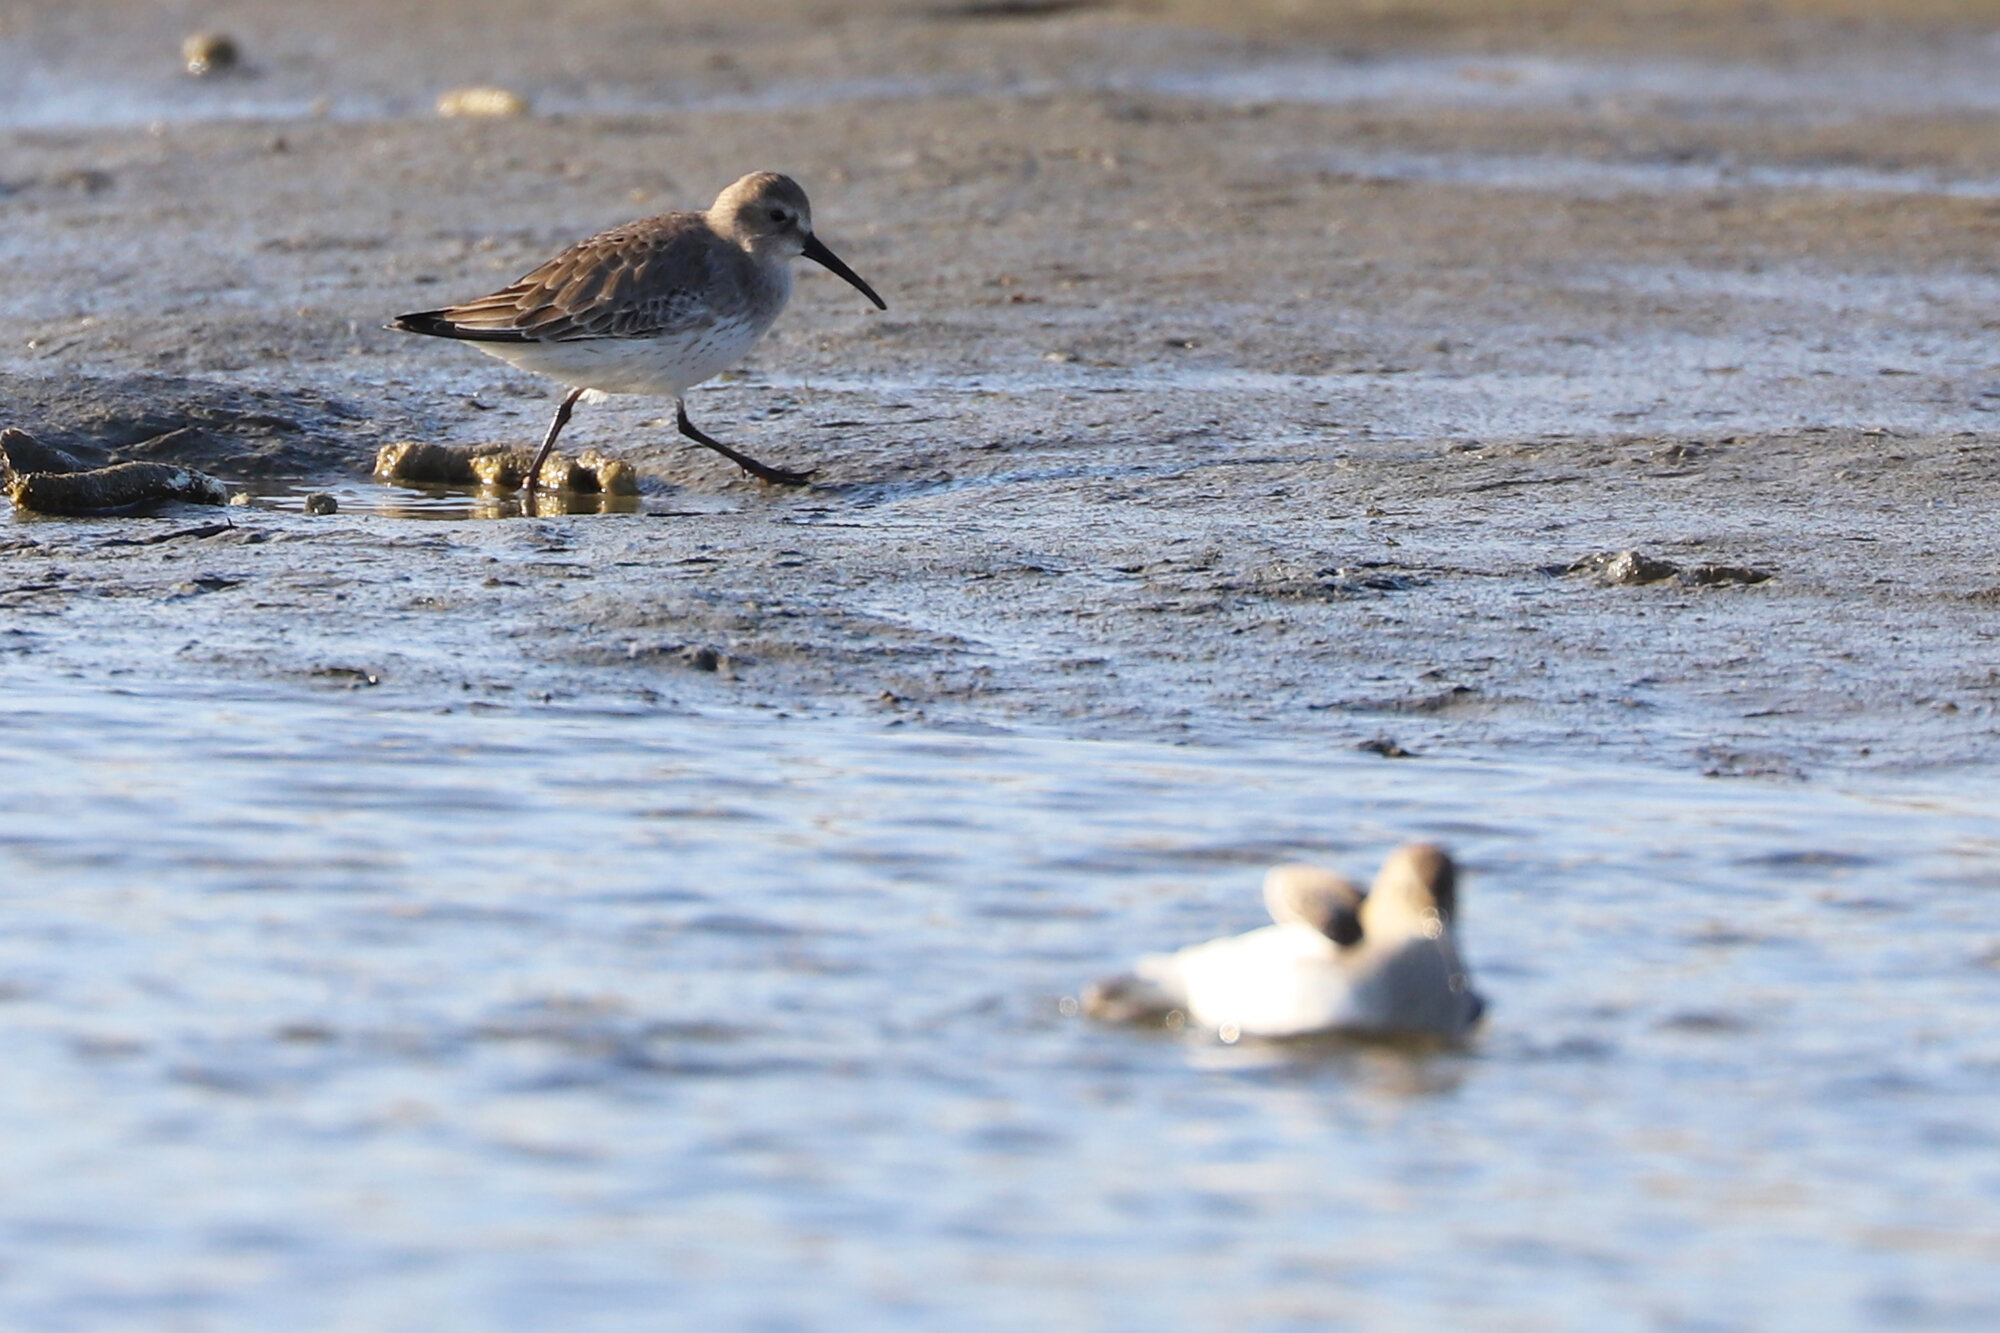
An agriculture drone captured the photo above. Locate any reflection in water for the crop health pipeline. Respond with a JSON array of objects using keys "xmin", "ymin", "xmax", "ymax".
[
  {"xmin": 249, "ymin": 480, "xmax": 647, "ymax": 520},
  {"xmin": 1, "ymin": 666, "xmax": 1995, "ymax": 1328},
  {"xmin": 1179, "ymin": 1032, "xmax": 1478, "ymax": 1097}
]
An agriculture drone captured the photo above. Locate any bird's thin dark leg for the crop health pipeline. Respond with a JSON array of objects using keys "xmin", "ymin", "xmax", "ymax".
[
  {"xmin": 520, "ymin": 384, "xmax": 584, "ymax": 512},
  {"xmin": 676, "ymin": 399, "xmax": 813, "ymax": 486}
]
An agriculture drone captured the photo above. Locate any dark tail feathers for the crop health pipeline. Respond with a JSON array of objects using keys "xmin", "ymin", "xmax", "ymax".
[{"xmin": 388, "ymin": 311, "xmax": 533, "ymax": 343}]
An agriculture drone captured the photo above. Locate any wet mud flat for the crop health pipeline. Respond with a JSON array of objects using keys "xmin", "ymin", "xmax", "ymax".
[
  {"xmin": 6, "ymin": 409, "xmax": 1999, "ymax": 778},
  {"xmin": 4, "ymin": 0, "xmax": 2000, "ymax": 774}
]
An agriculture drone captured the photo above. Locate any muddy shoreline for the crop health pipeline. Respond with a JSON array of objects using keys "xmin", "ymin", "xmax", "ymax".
[{"xmin": 4, "ymin": 1, "xmax": 1999, "ymax": 780}]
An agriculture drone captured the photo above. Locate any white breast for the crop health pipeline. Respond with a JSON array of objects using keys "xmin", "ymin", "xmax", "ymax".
[{"xmin": 471, "ymin": 316, "xmax": 767, "ymax": 397}]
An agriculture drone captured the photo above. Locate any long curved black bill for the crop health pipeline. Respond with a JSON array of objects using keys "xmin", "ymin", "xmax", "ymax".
[{"xmin": 802, "ymin": 233, "xmax": 887, "ymax": 310}]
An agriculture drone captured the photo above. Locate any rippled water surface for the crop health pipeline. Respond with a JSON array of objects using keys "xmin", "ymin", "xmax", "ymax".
[{"xmin": 3, "ymin": 665, "xmax": 1997, "ymax": 1331}]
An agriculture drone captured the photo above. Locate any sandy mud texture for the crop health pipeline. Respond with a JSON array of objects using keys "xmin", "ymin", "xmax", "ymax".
[{"xmin": 2, "ymin": 0, "xmax": 1998, "ymax": 778}]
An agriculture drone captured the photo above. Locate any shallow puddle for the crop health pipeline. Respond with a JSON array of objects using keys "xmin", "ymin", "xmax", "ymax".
[{"xmin": 239, "ymin": 479, "xmax": 648, "ymax": 521}]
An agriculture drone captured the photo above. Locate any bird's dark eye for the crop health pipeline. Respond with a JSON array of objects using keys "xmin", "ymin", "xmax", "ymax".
[{"xmin": 768, "ymin": 208, "xmax": 787, "ymax": 223}]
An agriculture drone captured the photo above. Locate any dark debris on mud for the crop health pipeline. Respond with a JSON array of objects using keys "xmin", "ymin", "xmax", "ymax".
[{"xmin": 1560, "ymin": 550, "xmax": 1772, "ymax": 588}]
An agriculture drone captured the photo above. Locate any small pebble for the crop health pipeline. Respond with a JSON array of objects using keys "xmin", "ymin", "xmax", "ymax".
[
  {"xmin": 7, "ymin": 461, "xmax": 227, "ymax": 514},
  {"xmin": 303, "ymin": 493, "xmax": 338, "ymax": 516},
  {"xmin": 182, "ymin": 33, "xmax": 239, "ymax": 77},
  {"xmin": 436, "ymin": 87, "xmax": 531, "ymax": 118}
]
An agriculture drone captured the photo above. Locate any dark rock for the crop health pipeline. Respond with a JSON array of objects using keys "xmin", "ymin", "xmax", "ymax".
[
  {"xmin": 0, "ymin": 428, "xmax": 88, "ymax": 481},
  {"xmin": 7, "ymin": 462, "xmax": 228, "ymax": 514}
]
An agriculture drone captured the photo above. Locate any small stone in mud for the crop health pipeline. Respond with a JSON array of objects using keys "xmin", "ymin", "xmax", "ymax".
[
  {"xmin": 947, "ymin": 0, "xmax": 1114, "ymax": 18},
  {"xmin": 303, "ymin": 493, "xmax": 338, "ymax": 516},
  {"xmin": 181, "ymin": 33, "xmax": 239, "ymax": 77},
  {"xmin": 436, "ymin": 86, "xmax": 531, "ymax": 118},
  {"xmin": 7, "ymin": 461, "xmax": 228, "ymax": 514},
  {"xmin": 1656, "ymin": 1010, "xmax": 1750, "ymax": 1034},
  {"xmin": 1357, "ymin": 736, "xmax": 1418, "ymax": 758},
  {"xmin": 681, "ymin": 646, "xmax": 723, "ymax": 672}
]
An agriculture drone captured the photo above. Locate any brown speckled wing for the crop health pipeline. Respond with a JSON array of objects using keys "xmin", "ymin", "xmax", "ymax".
[{"xmin": 432, "ymin": 213, "xmax": 733, "ymax": 343}]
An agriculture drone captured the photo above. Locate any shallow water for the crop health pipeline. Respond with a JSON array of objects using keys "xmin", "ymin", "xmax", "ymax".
[
  {"xmin": 1302, "ymin": 147, "xmax": 2000, "ymax": 202},
  {"xmin": 242, "ymin": 480, "xmax": 649, "ymax": 521},
  {"xmin": 1142, "ymin": 47, "xmax": 2000, "ymax": 117},
  {"xmin": 12, "ymin": 35, "xmax": 2000, "ymax": 132},
  {"xmin": 4, "ymin": 662, "xmax": 1997, "ymax": 1331}
]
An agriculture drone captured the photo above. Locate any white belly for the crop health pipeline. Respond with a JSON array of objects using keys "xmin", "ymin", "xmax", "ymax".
[
  {"xmin": 470, "ymin": 318, "xmax": 765, "ymax": 397},
  {"xmin": 1138, "ymin": 923, "xmax": 1360, "ymax": 1038},
  {"xmin": 1135, "ymin": 923, "xmax": 1475, "ymax": 1039}
]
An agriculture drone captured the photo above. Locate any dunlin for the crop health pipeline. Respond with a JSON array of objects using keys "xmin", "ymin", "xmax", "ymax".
[
  {"xmin": 392, "ymin": 171, "xmax": 885, "ymax": 491},
  {"xmin": 1082, "ymin": 844, "xmax": 1485, "ymax": 1041}
]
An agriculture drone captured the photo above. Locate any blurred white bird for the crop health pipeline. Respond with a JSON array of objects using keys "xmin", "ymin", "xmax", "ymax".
[{"xmin": 1083, "ymin": 843, "xmax": 1484, "ymax": 1041}]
